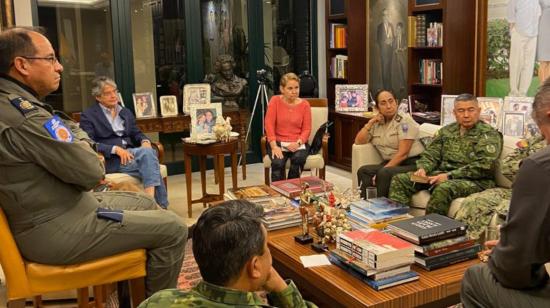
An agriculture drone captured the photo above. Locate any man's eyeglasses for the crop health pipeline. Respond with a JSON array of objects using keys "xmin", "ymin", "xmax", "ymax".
[{"xmin": 20, "ymin": 55, "xmax": 59, "ymax": 65}]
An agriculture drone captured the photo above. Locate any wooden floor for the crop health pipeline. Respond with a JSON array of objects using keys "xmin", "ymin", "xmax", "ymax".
[{"xmin": 268, "ymin": 227, "xmax": 478, "ymax": 308}]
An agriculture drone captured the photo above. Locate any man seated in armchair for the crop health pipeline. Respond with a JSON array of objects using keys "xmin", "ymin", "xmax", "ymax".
[
  {"xmin": 80, "ymin": 76, "xmax": 168, "ymax": 208},
  {"xmin": 388, "ymin": 94, "xmax": 503, "ymax": 215}
]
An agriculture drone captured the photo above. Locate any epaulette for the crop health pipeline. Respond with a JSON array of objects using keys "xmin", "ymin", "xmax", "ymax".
[
  {"xmin": 8, "ymin": 94, "xmax": 39, "ymax": 117},
  {"xmin": 395, "ymin": 114, "xmax": 402, "ymax": 122}
]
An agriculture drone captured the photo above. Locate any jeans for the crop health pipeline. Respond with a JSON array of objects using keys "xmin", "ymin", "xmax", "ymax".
[{"xmin": 118, "ymin": 147, "xmax": 169, "ymax": 208}]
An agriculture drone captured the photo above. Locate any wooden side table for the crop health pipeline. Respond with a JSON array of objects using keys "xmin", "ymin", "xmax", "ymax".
[{"xmin": 183, "ymin": 138, "xmax": 239, "ymax": 218}]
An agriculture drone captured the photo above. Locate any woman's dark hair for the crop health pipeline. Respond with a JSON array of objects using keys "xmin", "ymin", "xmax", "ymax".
[{"xmin": 373, "ymin": 89, "xmax": 396, "ymax": 107}]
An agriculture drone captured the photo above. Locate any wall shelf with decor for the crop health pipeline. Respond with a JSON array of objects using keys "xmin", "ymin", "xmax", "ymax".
[
  {"xmin": 407, "ymin": 0, "xmax": 477, "ymax": 113},
  {"xmin": 325, "ymin": 0, "xmax": 368, "ymax": 169}
]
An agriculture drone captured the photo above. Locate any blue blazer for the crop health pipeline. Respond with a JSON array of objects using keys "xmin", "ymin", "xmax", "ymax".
[{"xmin": 80, "ymin": 102, "xmax": 149, "ymax": 173}]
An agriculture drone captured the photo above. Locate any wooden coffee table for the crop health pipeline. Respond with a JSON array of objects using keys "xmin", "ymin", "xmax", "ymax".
[{"xmin": 268, "ymin": 227, "xmax": 479, "ymax": 308}]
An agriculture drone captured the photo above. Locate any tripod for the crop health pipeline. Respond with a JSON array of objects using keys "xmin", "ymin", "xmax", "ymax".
[{"xmin": 239, "ymin": 79, "xmax": 270, "ymax": 167}]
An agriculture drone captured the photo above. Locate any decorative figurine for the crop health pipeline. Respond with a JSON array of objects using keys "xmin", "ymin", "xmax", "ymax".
[
  {"xmin": 212, "ymin": 116, "xmax": 233, "ymax": 142},
  {"xmin": 295, "ymin": 183, "xmax": 314, "ymax": 244}
]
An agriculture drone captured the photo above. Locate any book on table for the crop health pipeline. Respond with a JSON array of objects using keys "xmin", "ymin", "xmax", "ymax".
[
  {"xmin": 328, "ymin": 253, "xmax": 419, "ymax": 290},
  {"xmin": 337, "ymin": 228, "xmax": 415, "ymax": 269},
  {"xmin": 414, "ymin": 244, "xmax": 481, "ymax": 271},
  {"xmin": 413, "ymin": 235, "xmax": 476, "ymax": 257},
  {"xmin": 350, "ymin": 197, "xmax": 409, "ymax": 217},
  {"xmin": 270, "ymin": 176, "xmax": 334, "ymax": 198},
  {"xmin": 226, "ymin": 185, "xmax": 280, "ymax": 202},
  {"xmin": 329, "ymin": 248, "xmax": 412, "ymax": 280},
  {"xmin": 387, "ymin": 213, "xmax": 467, "ymax": 245}
]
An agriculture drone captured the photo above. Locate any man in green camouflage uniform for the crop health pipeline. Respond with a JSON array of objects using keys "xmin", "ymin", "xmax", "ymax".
[
  {"xmin": 139, "ymin": 200, "xmax": 317, "ymax": 308},
  {"xmin": 454, "ymin": 135, "xmax": 546, "ymax": 239},
  {"xmin": 389, "ymin": 94, "xmax": 503, "ymax": 215},
  {"xmin": 0, "ymin": 27, "xmax": 187, "ymax": 296}
]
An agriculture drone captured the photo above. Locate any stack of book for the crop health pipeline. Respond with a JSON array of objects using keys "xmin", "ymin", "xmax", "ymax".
[
  {"xmin": 329, "ymin": 23, "xmax": 347, "ymax": 48},
  {"xmin": 225, "ymin": 185, "xmax": 301, "ymax": 231},
  {"xmin": 329, "ymin": 228, "xmax": 418, "ymax": 290},
  {"xmin": 387, "ymin": 214, "xmax": 480, "ymax": 270},
  {"xmin": 330, "ymin": 55, "xmax": 348, "ymax": 79},
  {"xmin": 270, "ymin": 176, "xmax": 334, "ymax": 198},
  {"xmin": 346, "ymin": 197, "xmax": 412, "ymax": 230},
  {"xmin": 419, "ymin": 59, "xmax": 443, "ymax": 84}
]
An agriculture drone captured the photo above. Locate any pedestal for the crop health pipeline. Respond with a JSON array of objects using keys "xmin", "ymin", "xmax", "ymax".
[{"xmin": 294, "ymin": 233, "xmax": 313, "ymax": 244}]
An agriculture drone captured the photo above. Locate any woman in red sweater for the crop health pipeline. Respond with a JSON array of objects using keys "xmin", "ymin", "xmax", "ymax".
[{"xmin": 265, "ymin": 73, "xmax": 312, "ymax": 182}]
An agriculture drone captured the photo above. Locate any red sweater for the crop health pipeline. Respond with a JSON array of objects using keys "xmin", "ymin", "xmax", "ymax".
[{"xmin": 265, "ymin": 95, "xmax": 312, "ymax": 143}]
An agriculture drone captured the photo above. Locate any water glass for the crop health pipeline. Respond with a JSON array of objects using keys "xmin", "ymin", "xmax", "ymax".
[
  {"xmin": 484, "ymin": 225, "xmax": 501, "ymax": 250},
  {"xmin": 366, "ymin": 187, "xmax": 377, "ymax": 199}
]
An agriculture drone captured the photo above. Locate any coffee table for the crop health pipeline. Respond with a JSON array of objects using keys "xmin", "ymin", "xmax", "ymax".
[{"xmin": 268, "ymin": 227, "xmax": 479, "ymax": 308}]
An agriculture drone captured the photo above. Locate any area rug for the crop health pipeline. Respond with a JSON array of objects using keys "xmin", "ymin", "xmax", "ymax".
[{"xmin": 106, "ymin": 240, "xmax": 201, "ymax": 307}]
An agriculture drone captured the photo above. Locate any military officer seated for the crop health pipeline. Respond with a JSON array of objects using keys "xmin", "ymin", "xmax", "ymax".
[
  {"xmin": 139, "ymin": 200, "xmax": 317, "ymax": 308},
  {"xmin": 388, "ymin": 93, "xmax": 503, "ymax": 215}
]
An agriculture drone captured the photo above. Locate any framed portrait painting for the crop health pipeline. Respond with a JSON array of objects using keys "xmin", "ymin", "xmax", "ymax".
[
  {"xmin": 160, "ymin": 95, "xmax": 178, "ymax": 117},
  {"xmin": 183, "ymin": 83, "xmax": 211, "ymax": 114},
  {"xmin": 132, "ymin": 92, "xmax": 156, "ymax": 119},
  {"xmin": 478, "ymin": 97, "xmax": 503, "ymax": 130},
  {"xmin": 440, "ymin": 95, "xmax": 458, "ymax": 126},
  {"xmin": 503, "ymin": 112, "xmax": 525, "ymax": 137},
  {"xmin": 190, "ymin": 103, "xmax": 222, "ymax": 139},
  {"xmin": 335, "ymin": 84, "xmax": 369, "ymax": 112}
]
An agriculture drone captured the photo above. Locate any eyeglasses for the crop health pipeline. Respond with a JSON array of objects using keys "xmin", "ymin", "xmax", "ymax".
[{"xmin": 20, "ymin": 55, "xmax": 59, "ymax": 65}]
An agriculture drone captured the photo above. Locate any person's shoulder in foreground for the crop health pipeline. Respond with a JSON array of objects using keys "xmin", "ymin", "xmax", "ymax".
[{"xmin": 139, "ymin": 199, "xmax": 317, "ymax": 308}]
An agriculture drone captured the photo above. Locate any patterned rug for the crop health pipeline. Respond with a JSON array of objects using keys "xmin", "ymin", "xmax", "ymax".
[{"xmin": 107, "ymin": 241, "xmax": 201, "ymax": 307}]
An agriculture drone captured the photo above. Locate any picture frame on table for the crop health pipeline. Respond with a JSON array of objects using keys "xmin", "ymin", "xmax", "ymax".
[
  {"xmin": 335, "ymin": 84, "xmax": 369, "ymax": 112},
  {"xmin": 440, "ymin": 95, "xmax": 458, "ymax": 126},
  {"xmin": 132, "ymin": 92, "xmax": 156, "ymax": 119},
  {"xmin": 504, "ymin": 96, "xmax": 538, "ymax": 138},
  {"xmin": 183, "ymin": 83, "xmax": 211, "ymax": 115},
  {"xmin": 190, "ymin": 103, "xmax": 222, "ymax": 140},
  {"xmin": 160, "ymin": 95, "xmax": 178, "ymax": 117},
  {"xmin": 503, "ymin": 112, "xmax": 525, "ymax": 137},
  {"xmin": 478, "ymin": 97, "xmax": 503, "ymax": 130}
]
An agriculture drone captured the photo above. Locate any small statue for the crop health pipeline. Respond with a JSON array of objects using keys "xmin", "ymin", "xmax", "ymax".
[
  {"xmin": 295, "ymin": 183, "xmax": 314, "ymax": 244},
  {"xmin": 207, "ymin": 55, "xmax": 247, "ymax": 109},
  {"xmin": 212, "ymin": 116, "xmax": 233, "ymax": 142}
]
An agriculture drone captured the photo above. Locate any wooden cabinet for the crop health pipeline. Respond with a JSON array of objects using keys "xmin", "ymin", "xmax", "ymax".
[
  {"xmin": 408, "ymin": 0, "xmax": 477, "ymax": 110},
  {"xmin": 328, "ymin": 111, "xmax": 371, "ymax": 171}
]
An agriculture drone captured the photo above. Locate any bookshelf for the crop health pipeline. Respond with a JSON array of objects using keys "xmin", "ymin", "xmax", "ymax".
[
  {"xmin": 407, "ymin": 0, "xmax": 477, "ymax": 112},
  {"xmin": 325, "ymin": 0, "xmax": 368, "ymax": 170}
]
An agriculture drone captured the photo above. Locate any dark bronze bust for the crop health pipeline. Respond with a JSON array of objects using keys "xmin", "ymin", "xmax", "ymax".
[{"xmin": 208, "ymin": 55, "xmax": 247, "ymax": 109}]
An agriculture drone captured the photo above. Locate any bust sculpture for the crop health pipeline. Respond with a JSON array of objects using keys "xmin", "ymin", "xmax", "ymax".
[{"xmin": 208, "ymin": 55, "xmax": 247, "ymax": 109}]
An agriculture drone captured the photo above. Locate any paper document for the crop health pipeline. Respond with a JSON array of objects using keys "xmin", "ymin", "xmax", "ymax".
[
  {"xmin": 280, "ymin": 141, "xmax": 306, "ymax": 152},
  {"xmin": 300, "ymin": 254, "xmax": 331, "ymax": 268}
]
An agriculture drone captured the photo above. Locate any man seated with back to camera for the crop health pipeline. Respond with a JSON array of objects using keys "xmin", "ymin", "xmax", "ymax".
[
  {"xmin": 388, "ymin": 94, "xmax": 503, "ymax": 215},
  {"xmin": 0, "ymin": 27, "xmax": 187, "ymax": 297},
  {"xmin": 460, "ymin": 78, "xmax": 550, "ymax": 308},
  {"xmin": 139, "ymin": 200, "xmax": 317, "ymax": 308},
  {"xmin": 80, "ymin": 76, "xmax": 168, "ymax": 208}
]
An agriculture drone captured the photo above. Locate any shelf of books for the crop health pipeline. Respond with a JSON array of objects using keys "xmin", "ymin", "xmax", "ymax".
[{"xmin": 407, "ymin": 0, "xmax": 477, "ymax": 122}]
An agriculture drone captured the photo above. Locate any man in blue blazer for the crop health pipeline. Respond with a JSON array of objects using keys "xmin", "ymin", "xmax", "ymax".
[{"xmin": 80, "ymin": 76, "xmax": 168, "ymax": 208}]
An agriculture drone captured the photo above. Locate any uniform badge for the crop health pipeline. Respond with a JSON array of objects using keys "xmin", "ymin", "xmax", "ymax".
[
  {"xmin": 43, "ymin": 115, "xmax": 74, "ymax": 142},
  {"xmin": 401, "ymin": 123, "xmax": 409, "ymax": 134},
  {"xmin": 486, "ymin": 144, "xmax": 496, "ymax": 154},
  {"xmin": 10, "ymin": 97, "xmax": 38, "ymax": 116}
]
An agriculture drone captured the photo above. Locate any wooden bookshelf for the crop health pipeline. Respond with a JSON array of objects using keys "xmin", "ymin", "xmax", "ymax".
[
  {"xmin": 408, "ymin": 0, "xmax": 477, "ymax": 111},
  {"xmin": 325, "ymin": 0, "xmax": 368, "ymax": 169}
]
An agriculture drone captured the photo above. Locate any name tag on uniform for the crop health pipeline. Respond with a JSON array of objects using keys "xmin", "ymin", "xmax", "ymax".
[{"xmin": 43, "ymin": 115, "xmax": 73, "ymax": 142}]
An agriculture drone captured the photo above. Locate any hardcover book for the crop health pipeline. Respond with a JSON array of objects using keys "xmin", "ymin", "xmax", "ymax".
[
  {"xmin": 350, "ymin": 197, "xmax": 409, "ymax": 217},
  {"xmin": 415, "ymin": 244, "xmax": 481, "ymax": 267},
  {"xmin": 270, "ymin": 176, "xmax": 333, "ymax": 198},
  {"xmin": 387, "ymin": 213, "xmax": 467, "ymax": 245},
  {"xmin": 414, "ymin": 237, "xmax": 476, "ymax": 257},
  {"xmin": 227, "ymin": 185, "xmax": 280, "ymax": 201}
]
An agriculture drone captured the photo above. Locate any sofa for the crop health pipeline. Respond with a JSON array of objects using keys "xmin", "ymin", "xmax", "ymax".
[{"xmin": 351, "ymin": 123, "xmax": 520, "ymax": 218}]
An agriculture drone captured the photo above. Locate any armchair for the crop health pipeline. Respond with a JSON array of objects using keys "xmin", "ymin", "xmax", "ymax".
[
  {"xmin": 0, "ymin": 207, "xmax": 146, "ymax": 308},
  {"xmin": 261, "ymin": 98, "xmax": 329, "ymax": 184}
]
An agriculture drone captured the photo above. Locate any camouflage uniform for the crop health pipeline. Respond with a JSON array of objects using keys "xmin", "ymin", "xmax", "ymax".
[
  {"xmin": 454, "ymin": 135, "xmax": 546, "ymax": 239},
  {"xmin": 389, "ymin": 121, "xmax": 503, "ymax": 215},
  {"xmin": 138, "ymin": 280, "xmax": 318, "ymax": 308}
]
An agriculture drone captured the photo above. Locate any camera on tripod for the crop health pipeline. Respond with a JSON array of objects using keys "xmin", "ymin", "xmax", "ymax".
[{"xmin": 256, "ymin": 69, "xmax": 268, "ymax": 83}]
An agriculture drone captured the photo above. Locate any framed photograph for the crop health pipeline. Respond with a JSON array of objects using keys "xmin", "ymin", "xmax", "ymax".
[
  {"xmin": 132, "ymin": 92, "xmax": 156, "ymax": 119},
  {"xmin": 478, "ymin": 97, "xmax": 503, "ymax": 130},
  {"xmin": 503, "ymin": 96, "xmax": 533, "ymax": 113},
  {"xmin": 503, "ymin": 112, "xmax": 525, "ymax": 137},
  {"xmin": 160, "ymin": 95, "xmax": 178, "ymax": 117},
  {"xmin": 335, "ymin": 84, "xmax": 369, "ymax": 112},
  {"xmin": 190, "ymin": 103, "xmax": 222, "ymax": 139},
  {"xmin": 440, "ymin": 95, "xmax": 458, "ymax": 126},
  {"xmin": 183, "ymin": 83, "xmax": 211, "ymax": 114}
]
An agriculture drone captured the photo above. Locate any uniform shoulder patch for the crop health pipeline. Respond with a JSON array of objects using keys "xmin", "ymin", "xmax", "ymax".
[
  {"xmin": 486, "ymin": 144, "xmax": 496, "ymax": 154},
  {"xmin": 395, "ymin": 114, "xmax": 402, "ymax": 122},
  {"xmin": 401, "ymin": 123, "xmax": 409, "ymax": 134},
  {"xmin": 10, "ymin": 97, "xmax": 39, "ymax": 116},
  {"xmin": 43, "ymin": 115, "xmax": 74, "ymax": 142}
]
